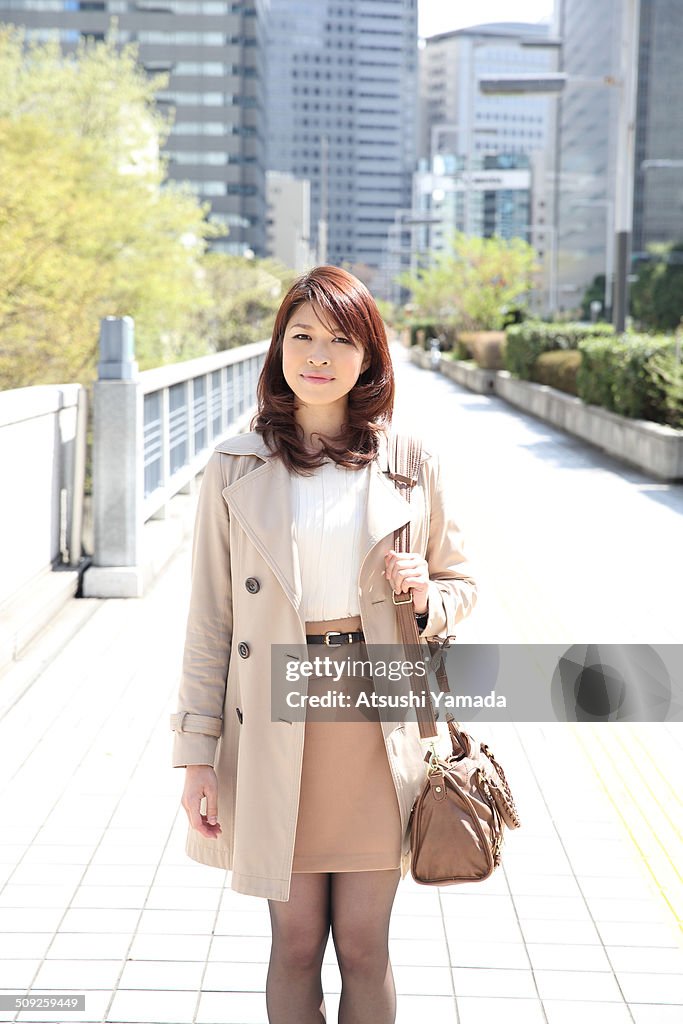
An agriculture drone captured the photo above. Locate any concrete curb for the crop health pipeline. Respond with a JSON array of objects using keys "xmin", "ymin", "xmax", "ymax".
[
  {"xmin": 0, "ymin": 565, "xmax": 83, "ymax": 676},
  {"xmin": 410, "ymin": 347, "xmax": 683, "ymax": 481}
]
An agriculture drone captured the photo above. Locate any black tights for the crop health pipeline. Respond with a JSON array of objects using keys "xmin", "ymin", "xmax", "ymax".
[{"xmin": 266, "ymin": 869, "xmax": 401, "ymax": 1024}]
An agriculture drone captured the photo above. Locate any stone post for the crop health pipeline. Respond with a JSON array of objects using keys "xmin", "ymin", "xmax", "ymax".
[{"xmin": 82, "ymin": 317, "xmax": 144, "ymax": 598}]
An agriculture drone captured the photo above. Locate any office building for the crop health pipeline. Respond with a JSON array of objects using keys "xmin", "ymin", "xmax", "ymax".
[
  {"xmin": 265, "ymin": 0, "xmax": 418, "ymax": 288},
  {"xmin": 410, "ymin": 22, "xmax": 554, "ymax": 312},
  {"xmin": 632, "ymin": 2, "xmax": 683, "ymax": 267},
  {"xmin": 418, "ymin": 22, "xmax": 553, "ymax": 168},
  {"xmin": 0, "ymin": 0, "xmax": 270, "ymax": 256},
  {"xmin": 551, "ymin": 0, "xmax": 621, "ymax": 315},
  {"xmin": 552, "ymin": 0, "xmax": 683, "ymax": 317}
]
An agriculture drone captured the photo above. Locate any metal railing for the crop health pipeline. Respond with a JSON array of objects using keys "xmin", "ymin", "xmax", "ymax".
[
  {"xmin": 83, "ymin": 316, "xmax": 268, "ymax": 598},
  {"xmin": 140, "ymin": 344, "xmax": 266, "ymax": 521}
]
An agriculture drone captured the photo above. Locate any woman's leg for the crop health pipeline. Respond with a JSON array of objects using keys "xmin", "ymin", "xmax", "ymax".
[
  {"xmin": 330, "ymin": 868, "xmax": 401, "ymax": 1024},
  {"xmin": 266, "ymin": 872, "xmax": 332, "ymax": 1024}
]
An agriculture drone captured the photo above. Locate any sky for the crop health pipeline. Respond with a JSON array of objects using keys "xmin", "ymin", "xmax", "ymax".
[{"xmin": 418, "ymin": 0, "xmax": 555, "ymax": 39}]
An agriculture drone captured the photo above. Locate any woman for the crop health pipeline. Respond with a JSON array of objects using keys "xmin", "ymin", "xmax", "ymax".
[{"xmin": 170, "ymin": 265, "xmax": 478, "ymax": 1023}]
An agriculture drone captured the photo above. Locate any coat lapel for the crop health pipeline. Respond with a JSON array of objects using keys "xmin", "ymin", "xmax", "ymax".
[{"xmin": 215, "ymin": 430, "xmax": 415, "ymax": 613}]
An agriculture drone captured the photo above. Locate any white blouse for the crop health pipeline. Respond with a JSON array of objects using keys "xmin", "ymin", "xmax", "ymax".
[{"xmin": 291, "ymin": 459, "xmax": 371, "ymax": 621}]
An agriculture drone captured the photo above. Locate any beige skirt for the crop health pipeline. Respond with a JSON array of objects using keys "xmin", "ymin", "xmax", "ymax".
[{"xmin": 291, "ymin": 640, "xmax": 402, "ymax": 873}]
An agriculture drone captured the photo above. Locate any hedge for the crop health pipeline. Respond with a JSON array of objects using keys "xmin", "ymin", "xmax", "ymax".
[
  {"xmin": 505, "ymin": 323, "xmax": 681, "ymax": 427},
  {"xmin": 505, "ymin": 321, "xmax": 615, "ymax": 380},
  {"xmin": 533, "ymin": 350, "xmax": 582, "ymax": 396},
  {"xmin": 577, "ymin": 333, "xmax": 674, "ymax": 422},
  {"xmin": 645, "ymin": 349, "xmax": 683, "ymax": 429}
]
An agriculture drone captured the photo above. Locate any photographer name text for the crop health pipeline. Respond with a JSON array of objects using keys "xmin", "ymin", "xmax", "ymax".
[{"xmin": 285, "ymin": 690, "xmax": 507, "ymax": 709}]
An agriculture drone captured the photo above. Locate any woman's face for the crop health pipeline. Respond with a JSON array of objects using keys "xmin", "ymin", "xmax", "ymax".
[{"xmin": 281, "ymin": 300, "xmax": 370, "ymax": 411}]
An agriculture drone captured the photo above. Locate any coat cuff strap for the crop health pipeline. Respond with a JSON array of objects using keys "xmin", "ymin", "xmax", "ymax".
[{"xmin": 169, "ymin": 712, "xmax": 222, "ymax": 737}]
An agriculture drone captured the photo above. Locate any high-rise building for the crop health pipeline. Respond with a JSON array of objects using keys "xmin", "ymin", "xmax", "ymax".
[
  {"xmin": 552, "ymin": 0, "xmax": 683, "ymax": 318},
  {"xmin": 551, "ymin": 0, "xmax": 621, "ymax": 316},
  {"xmin": 265, "ymin": 0, "xmax": 418, "ymax": 286},
  {"xmin": 0, "ymin": 0, "xmax": 270, "ymax": 256},
  {"xmin": 632, "ymin": 1, "xmax": 683, "ymax": 262}
]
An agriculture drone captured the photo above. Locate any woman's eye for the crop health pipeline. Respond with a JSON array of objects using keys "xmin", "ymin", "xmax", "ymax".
[{"xmin": 293, "ymin": 333, "xmax": 351, "ymax": 344}]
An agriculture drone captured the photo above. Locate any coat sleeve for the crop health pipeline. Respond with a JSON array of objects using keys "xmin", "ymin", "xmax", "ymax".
[
  {"xmin": 418, "ymin": 449, "xmax": 478, "ymax": 640},
  {"xmin": 169, "ymin": 451, "xmax": 233, "ymax": 768}
]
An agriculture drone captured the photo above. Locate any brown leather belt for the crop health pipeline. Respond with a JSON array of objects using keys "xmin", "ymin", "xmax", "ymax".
[{"xmin": 305, "ymin": 630, "xmax": 365, "ymax": 647}]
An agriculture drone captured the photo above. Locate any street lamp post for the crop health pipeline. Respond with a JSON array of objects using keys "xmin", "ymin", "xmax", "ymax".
[{"xmin": 612, "ymin": 0, "xmax": 641, "ymax": 334}]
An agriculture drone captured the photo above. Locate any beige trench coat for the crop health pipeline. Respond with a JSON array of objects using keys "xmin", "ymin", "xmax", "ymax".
[{"xmin": 170, "ymin": 428, "xmax": 477, "ymax": 901}]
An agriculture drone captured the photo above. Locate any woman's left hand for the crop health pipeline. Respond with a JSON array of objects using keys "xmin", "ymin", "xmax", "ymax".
[{"xmin": 384, "ymin": 549, "xmax": 429, "ymax": 615}]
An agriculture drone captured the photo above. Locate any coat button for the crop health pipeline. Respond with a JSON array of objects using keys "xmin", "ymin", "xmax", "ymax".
[
  {"xmin": 235, "ymin": 707, "xmax": 243, "ymax": 724},
  {"xmin": 245, "ymin": 577, "xmax": 260, "ymax": 594},
  {"xmin": 238, "ymin": 642, "xmax": 250, "ymax": 659}
]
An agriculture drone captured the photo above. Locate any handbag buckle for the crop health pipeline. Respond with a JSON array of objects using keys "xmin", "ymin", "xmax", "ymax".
[
  {"xmin": 392, "ymin": 591, "xmax": 413, "ymax": 605},
  {"xmin": 427, "ymin": 742, "xmax": 442, "ymax": 774}
]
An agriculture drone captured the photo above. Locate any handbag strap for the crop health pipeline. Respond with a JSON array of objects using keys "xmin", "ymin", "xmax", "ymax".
[
  {"xmin": 387, "ymin": 430, "xmax": 454, "ymax": 709},
  {"xmin": 386, "ymin": 430, "xmax": 448, "ymax": 739}
]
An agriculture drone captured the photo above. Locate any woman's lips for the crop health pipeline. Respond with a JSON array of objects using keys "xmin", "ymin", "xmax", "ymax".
[{"xmin": 301, "ymin": 374, "xmax": 334, "ymax": 383}]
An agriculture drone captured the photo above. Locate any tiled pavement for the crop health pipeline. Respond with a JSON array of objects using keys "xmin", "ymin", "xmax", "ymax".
[{"xmin": 0, "ymin": 343, "xmax": 681, "ymax": 1024}]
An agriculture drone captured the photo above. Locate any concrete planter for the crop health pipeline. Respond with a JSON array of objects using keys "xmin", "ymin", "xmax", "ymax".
[
  {"xmin": 409, "ymin": 348, "xmax": 498, "ymax": 393},
  {"xmin": 439, "ymin": 357, "xmax": 497, "ymax": 395},
  {"xmin": 495, "ymin": 371, "xmax": 683, "ymax": 481},
  {"xmin": 409, "ymin": 347, "xmax": 435, "ymax": 370},
  {"xmin": 408, "ymin": 346, "xmax": 683, "ymax": 480}
]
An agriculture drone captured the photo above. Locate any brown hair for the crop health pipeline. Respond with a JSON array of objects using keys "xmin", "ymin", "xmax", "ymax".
[{"xmin": 251, "ymin": 265, "xmax": 395, "ymax": 474}]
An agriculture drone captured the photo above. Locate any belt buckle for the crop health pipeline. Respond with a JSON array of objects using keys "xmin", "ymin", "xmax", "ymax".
[{"xmin": 324, "ymin": 630, "xmax": 344, "ymax": 647}]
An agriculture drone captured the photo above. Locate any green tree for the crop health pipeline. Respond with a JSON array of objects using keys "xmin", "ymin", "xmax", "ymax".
[
  {"xmin": 630, "ymin": 240, "xmax": 683, "ymax": 331},
  {"xmin": 191, "ymin": 255, "xmax": 296, "ymax": 351},
  {"xmin": 397, "ymin": 232, "xmax": 538, "ymax": 334},
  {"xmin": 0, "ymin": 24, "xmax": 223, "ymax": 388}
]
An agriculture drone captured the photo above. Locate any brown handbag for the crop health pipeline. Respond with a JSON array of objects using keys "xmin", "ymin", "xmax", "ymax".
[{"xmin": 387, "ymin": 430, "xmax": 521, "ymax": 885}]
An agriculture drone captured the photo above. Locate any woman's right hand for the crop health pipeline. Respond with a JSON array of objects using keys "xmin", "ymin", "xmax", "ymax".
[{"xmin": 182, "ymin": 765, "xmax": 222, "ymax": 839}]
